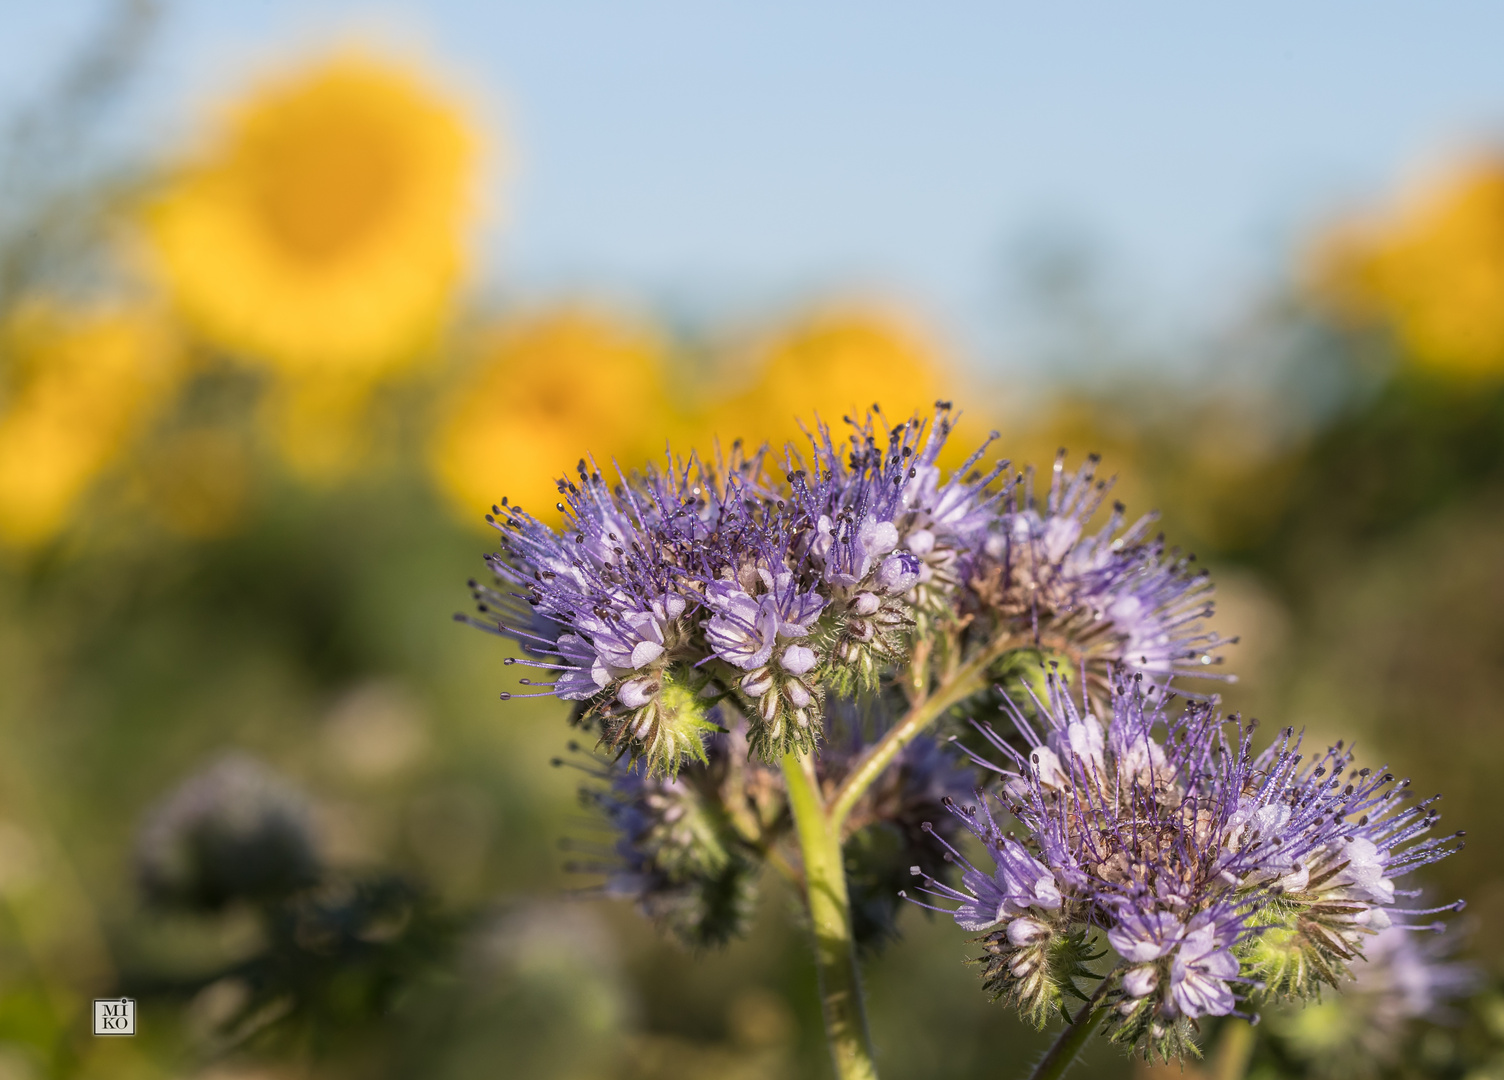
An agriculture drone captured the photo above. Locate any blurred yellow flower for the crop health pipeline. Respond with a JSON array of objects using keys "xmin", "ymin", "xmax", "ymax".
[
  {"xmin": 431, "ymin": 308, "xmax": 673, "ymax": 524},
  {"xmin": 145, "ymin": 52, "xmax": 480, "ymax": 377},
  {"xmin": 703, "ymin": 307, "xmax": 968, "ymax": 460},
  {"xmin": 262, "ymin": 373, "xmax": 385, "ymax": 483},
  {"xmin": 0, "ymin": 303, "xmax": 179, "ymax": 548},
  {"xmin": 1309, "ymin": 157, "xmax": 1504, "ymax": 376}
]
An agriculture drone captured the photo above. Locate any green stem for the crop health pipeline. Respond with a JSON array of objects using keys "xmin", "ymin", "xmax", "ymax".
[
  {"xmin": 781, "ymin": 750, "xmax": 879, "ymax": 1080},
  {"xmin": 829, "ymin": 633, "xmax": 1022, "ymax": 832},
  {"xmin": 1210, "ymin": 1019, "xmax": 1256, "ymax": 1080},
  {"xmin": 1025, "ymin": 982, "xmax": 1112, "ymax": 1080}
]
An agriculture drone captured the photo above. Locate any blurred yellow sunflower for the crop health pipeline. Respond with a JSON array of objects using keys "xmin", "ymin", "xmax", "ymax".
[
  {"xmin": 262, "ymin": 372, "xmax": 388, "ymax": 483},
  {"xmin": 144, "ymin": 52, "xmax": 480, "ymax": 377},
  {"xmin": 703, "ymin": 307, "xmax": 974, "ymax": 461},
  {"xmin": 0, "ymin": 302, "xmax": 180, "ymax": 548},
  {"xmin": 431, "ymin": 307, "xmax": 674, "ymax": 524},
  {"xmin": 1309, "ymin": 157, "xmax": 1504, "ymax": 377}
]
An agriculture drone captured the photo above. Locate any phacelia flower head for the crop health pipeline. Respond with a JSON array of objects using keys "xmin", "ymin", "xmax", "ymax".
[
  {"xmin": 462, "ymin": 404, "xmax": 1240, "ymax": 777},
  {"xmin": 969, "ymin": 451, "xmax": 1235, "ymax": 699},
  {"xmin": 463, "ymin": 405, "xmax": 1008, "ymax": 767},
  {"xmin": 907, "ymin": 673, "xmax": 1464, "ymax": 1059}
]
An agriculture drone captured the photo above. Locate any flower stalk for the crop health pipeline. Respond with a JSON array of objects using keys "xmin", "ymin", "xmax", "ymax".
[
  {"xmin": 782, "ymin": 749, "xmax": 879, "ymax": 1080},
  {"xmin": 1210, "ymin": 1019, "xmax": 1256, "ymax": 1080},
  {"xmin": 829, "ymin": 632, "xmax": 1023, "ymax": 833},
  {"xmin": 1026, "ymin": 977, "xmax": 1114, "ymax": 1080}
]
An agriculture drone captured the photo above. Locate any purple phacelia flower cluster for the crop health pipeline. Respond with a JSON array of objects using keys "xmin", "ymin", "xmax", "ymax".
[
  {"xmin": 461, "ymin": 404, "xmax": 1230, "ymax": 774},
  {"xmin": 906, "ymin": 674, "xmax": 1465, "ymax": 1059},
  {"xmin": 456, "ymin": 400, "xmax": 1473, "ymax": 1070}
]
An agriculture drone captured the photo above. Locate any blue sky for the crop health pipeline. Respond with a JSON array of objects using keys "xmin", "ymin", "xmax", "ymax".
[{"xmin": 7, "ymin": 2, "xmax": 1504, "ymax": 367}]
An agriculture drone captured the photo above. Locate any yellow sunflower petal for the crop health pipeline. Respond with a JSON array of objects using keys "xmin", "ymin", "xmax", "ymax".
[
  {"xmin": 0, "ymin": 302, "xmax": 181, "ymax": 548},
  {"xmin": 702, "ymin": 306, "xmax": 974, "ymax": 462},
  {"xmin": 1309, "ymin": 157, "xmax": 1504, "ymax": 377},
  {"xmin": 144, "ymin": 51, "xmax": 481, "ymax": 377},
  {"xmin": 431, "ymin": 307, "xmax": 672, "ymax": 526}
]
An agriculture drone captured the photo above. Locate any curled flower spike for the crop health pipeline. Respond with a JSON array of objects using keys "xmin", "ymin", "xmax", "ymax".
[
  {"xmin": 557, "ymin": 735, "xmax": 763, "ymax": 949},
  {"xmin": 912, "ymin": 673, "xmax": 1463, "ymax": 1058},
  {"xmin": 970, "ymin": 451, "xmax": 1236, "ymax": 698}
]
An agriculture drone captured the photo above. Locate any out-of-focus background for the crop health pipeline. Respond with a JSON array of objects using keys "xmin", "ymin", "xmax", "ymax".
[{"xmin": 2, "ymin": 3, "xmax": 1504, "ymax": 1078}]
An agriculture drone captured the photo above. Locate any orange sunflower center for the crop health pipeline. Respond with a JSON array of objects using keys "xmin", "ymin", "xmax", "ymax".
[{"xmin": 245, "ymin": 108, "xmax": 407, "ymax": 264}]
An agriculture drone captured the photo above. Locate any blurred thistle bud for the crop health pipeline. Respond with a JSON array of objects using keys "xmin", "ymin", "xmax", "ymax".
[
  {"xmin": 563, "ymin": 734, "xmax": 761, "ymax": 950},
  {"xmin": 203, "ymin": 874, "xmax": 456, "ymax": 1045},
  {"xmin": 136, "ymin": 753, "xmax": 321, "ymax": 911}
]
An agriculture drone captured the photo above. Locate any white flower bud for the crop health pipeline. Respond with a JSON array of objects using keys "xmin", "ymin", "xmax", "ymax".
[
  {"xmin": 741, "ymin": 669, "xmax": 775, "ymax": 697},
  {"xmin": 1122, "ymin": 964, "xmax": 1159, "ymax": 999},
  {"xmin": 618, "ymin": 676, "xmax": 659, "ymax": 709},
  {"xmin": 1006, "ymin": 916, "xmax": 1051, "ymax": 946},
  {"xmin": 876, "ymin": 551, "xmax": 920, "ymax": 594},
  {"xmin": 780, "ymin": 644, "xmax": 817, "ymax": 675}
]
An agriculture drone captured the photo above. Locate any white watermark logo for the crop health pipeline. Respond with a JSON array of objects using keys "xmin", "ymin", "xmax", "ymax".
[{"xmin": 93, "ymin": 998, "xmax": 135, "ymax": 1036}]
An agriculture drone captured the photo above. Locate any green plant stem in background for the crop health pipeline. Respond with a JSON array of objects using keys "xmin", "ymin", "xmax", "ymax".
[
  {"xmin": 1024, "ymin": 983, "xmax": 1112, "ymax": 1080},
  {"xmin": 829, "ymin": 634, "xmax": 1024, "ymax": 832},
  {"xmin": 782, "ymin": 749, "xmax": 879, "ymax": 1080},
  {"xmin": 1211, "ymin": 1019, "xmax": 1256, "ymax": 1080}
]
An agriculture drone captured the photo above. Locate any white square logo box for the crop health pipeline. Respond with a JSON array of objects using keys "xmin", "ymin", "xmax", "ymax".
[{"xmin": 93, "ymin": 999, "xmax": 135, "ymax": 1036}]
